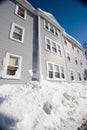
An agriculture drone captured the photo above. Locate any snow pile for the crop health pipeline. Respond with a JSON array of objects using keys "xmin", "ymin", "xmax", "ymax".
[{"xmin": 0, "ymin": 81, "xmax": 87, "ymax": 130}]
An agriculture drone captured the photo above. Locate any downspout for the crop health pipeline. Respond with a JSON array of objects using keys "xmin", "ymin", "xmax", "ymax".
[
  {"xmin": 60, "ymin": 31, "xmax": 70, "ymax": 82},
  {"xmin": 38, "ymin": 15, "xmax": 41, "ymax": 82}
]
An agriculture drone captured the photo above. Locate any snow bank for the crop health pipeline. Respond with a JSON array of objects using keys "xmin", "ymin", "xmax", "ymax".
[{"xmin": 0, "ymin": 81, "xmax": 87, "ymax": 130}]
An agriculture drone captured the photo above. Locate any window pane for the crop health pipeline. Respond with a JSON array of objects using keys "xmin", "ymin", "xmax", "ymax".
[
  {"xmin": 17, "ymin": 6, "xmax": 25, "ymax": 18},
  {"xmin": 57, "ymin": 45, "xmax": 61, "ymax": 55},
  {"xmin": 48, "ymin": 63, "xmax": 53, "ymax": 71},
  {"xmin": 50, "ymin": 25, "xmax": 54, "ymax": 33},
  {"xmin": 46, "ymin": 39, "xmax": 50, "ymax": 50},
  {"xmin": 45, "ymin": 21, "xmax": 49, "ymax": 30},
  {"xmin": 70, "ymin": 70, "xmax": 74, "ymax": 80},
  {"xmin": 52, "ymin": 42, "xmax": 57, "ymax": 53},
  {"xmin": 15, "ymin": 26, "xmax": 22, "ymax": 34},
  {"xmin": 55, "ymin": 72, "xmax": 60, "ymax": 78},
  {"xmin": 54, "ymin": 65, "xmax": 59, "ymax": 72},
  {"xmin": 7, "ymin": 66, "xmax": 18, "ymax": 75},
  {"xmin": 9, "ymin": 56, "xmax": 18, "ymax": 66},
  {"xmin": 13, "ymin": 32, "xmax": 22, "ymax": 40},
  {"xmin": 49, "ymin": 71, "xmax": 53, "ymax": 78}
]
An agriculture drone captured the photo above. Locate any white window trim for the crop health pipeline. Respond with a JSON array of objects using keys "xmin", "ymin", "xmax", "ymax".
[
  {"xmin": 70, "ymin": 69, "xmax": 75, "ymax": 82},
  {"xmin": 66, "ymin": 51, "xmax": 71, "ymax": 61},
  {"xmin": 10, "ymin": 22, "xmax": 25, "ymax": 43},
  {"xmin": 15, "ymin": 4, "xmax": 27, "ymax": 20},
  {"xmin": 46, "ymin": 61, "xmax": 65, "ymax": 81},
  {"xmin": 45, "ymin": 36, "xmax": 62, "ymax": 56},
  {"xmin": 44, "ymin": 20, "xmax": 60, "ymax": 37},
  {"xmin": 77, "ymin": 72, "xmax": 82, "ymax": 81},
  {"xmin": 1, "ymin": 53, "xmax": 22, "ymax": 79}
]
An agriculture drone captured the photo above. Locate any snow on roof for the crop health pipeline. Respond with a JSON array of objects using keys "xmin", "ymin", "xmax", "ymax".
[
  {"xmin": 64, "ymin": 32, "xmax": 84, "ymax": 50},
  {"xmin": 37, "ymin": 8, "xmax": 63, "ymax": 29}
]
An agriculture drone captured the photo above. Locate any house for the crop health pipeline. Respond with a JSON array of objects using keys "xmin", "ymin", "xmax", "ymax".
[
  {"xmin": 0, "ymin": 0, "xmax": 87, "ymax": 84},
  {"xmin": 35, "ymin": 8, "xmax": 87, "ymax": 83},
  {"xmin": 0, "ymin": 0, "xmax": 38, "ymax": 84}
]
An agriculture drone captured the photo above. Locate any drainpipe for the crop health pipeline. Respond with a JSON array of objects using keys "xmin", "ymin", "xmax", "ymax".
[
  {"xmin": 60, "ymin": 31, "xmax": 70, "ymax": 83},
  {"xmin": 37, "ymin": 15, "xmax": 41, "ymax": 82}
]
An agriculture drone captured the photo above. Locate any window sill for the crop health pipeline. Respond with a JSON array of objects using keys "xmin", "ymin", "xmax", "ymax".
[
  {"xmin": 15, "ymin": 13, "xmax": 26, "ymax": 21},
  {"xmin": 47, "ymin": 77, "xmax": 66, "ymax": 81},
  {"xmin": 45, "ymin": 49, "xmax": 63, "ymax": 57},
  {"xmin": 1, "ymin": 75, "xmax": 21, "ymax": 80},
  {"xmin": 44, "ymin": 27, "xmax": 60, "ymax": 39},
  {"xmin": 9, "ymin": 37, "xmax": 24, "ymax": 44}
]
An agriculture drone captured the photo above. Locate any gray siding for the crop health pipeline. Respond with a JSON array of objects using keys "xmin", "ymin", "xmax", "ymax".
[
  {"xmin": 0, "ymin": 0, "xmax": 36, "ymax": 84},
  {"xmin": 40, "ymin": 17, "xmax": 68, "ymax": 81}
]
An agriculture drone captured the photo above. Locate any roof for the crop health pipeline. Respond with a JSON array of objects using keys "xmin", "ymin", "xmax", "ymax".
[{"xmin": 36, "ymin": 8, "xmax": 64, "ymax": 31}]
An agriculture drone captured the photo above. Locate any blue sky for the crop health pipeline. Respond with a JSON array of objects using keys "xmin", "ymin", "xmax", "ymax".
[{"xmin": 28, "ymin": 0, "xmax": 87, "ymax": 45}]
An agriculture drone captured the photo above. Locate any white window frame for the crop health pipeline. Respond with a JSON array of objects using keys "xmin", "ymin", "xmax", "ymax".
[
  {"xmin": 66, "ymin": 51, "xmax": 71, "ymax": 61},
  {"xmin": 78, "ymin": 72, "xmax": 82, "ymax": 81},
  {"xmin": 15, "ymin": 4, "xmax": 27, "ymax": 20},
  {"xmin": 45, "ymin": 36, "xmax": 62, "ymax": 56},
  {"xmin": 47, "ymin": 61, "xmax": 65, "ymax": 80},
  {"xmin": 44, "ymin": 20, "xmax": 60, "ymax": 37},
  {"xmin": 1, "ymin": 53, "xmax": 22, "ymax": 79},
  {"xmin": 70, "ymin": 69, "xmax": 75, "ymax": 81},
  {"xmin": 75, "ymin": 57, "xmax": 78, "ymax": 64},
  {"xmin": 60, "ymin": 66, "xmax": 65, "ymax": 79},
  {"xmin": 10, "ymin": 22, "xmax": 25, "ymax": 43}
]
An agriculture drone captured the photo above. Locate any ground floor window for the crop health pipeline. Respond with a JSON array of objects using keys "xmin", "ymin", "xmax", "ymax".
[
  {"xmin": 70, "ymin": 70, "xmax": 74, "ymax": 81},
  {"xmin": 1, "ymin": 53, "xmax": 22, "ymax": 79},
  {"xmin": 47, "ymin": 63, "xmax": 53, "ymax": 79},
  {"xmin": 47, "ymin": 62, "xmax": 65, "ymax": 80},
  {"xmin": 78, "ymin": 72, "xmax": 82, "ymax": 81}
]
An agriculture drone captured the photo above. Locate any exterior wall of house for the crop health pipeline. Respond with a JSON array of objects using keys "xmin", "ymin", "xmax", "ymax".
[
  {"xmin": 39, "ymin": 16, "xmax": 68, "ymax": 81},
  {"xmin": 0, "ymin": 0, "xmax": 86, "ymax": 84},
  {"xmin": 62, "ymin": 35, "xmax": 87, "ymax": 83},
  {"xmin": 0, "ymin": 0, "xmax": 36, "ymax": 84}
]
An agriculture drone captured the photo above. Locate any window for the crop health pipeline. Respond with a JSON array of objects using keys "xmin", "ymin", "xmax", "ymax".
[
  {"xmin": 54, "ymin": 65, "xmax": 60, "ymax": 78},
  {"xmin": 44, "ymin": 20, "xmax": 60, "ymax": 37},
  {"xmin": 70, "ymin": 70, "xmax": 74, "ymax": 81},
  {"xmin": 61, "ymin": 66, "xmax": 65, "ymax": 79},
  {"xmin": 75, "ymin": 57, "xmax": 78, "ymax": 64},
  {"xmin": 47, "ymin": 63, "xmax": 53, "ymax": 79},
  {"xmin": 1, "ymin": 53, "xmax": 22, "ymax": 79},
  {"xmin": 46, "ymin": 38, "xmax": 51, "ymax": 51},
  {"xmin": 52, "ymin": 42, "xmax": 57, "ymax": 53},
  {"xmin": 50, "ymin": 24, "xmax": 54, "ymax": 34},
  {"xmin": 84, "ymin": 69, "xmax": 87, "ymax": 81},
  {"xmin": 66, "ymin": 52, "xmax": 71, "ymax": 61},
  {"xmin": 55, "ymin": 29, "xmax": 59, "ymax": 36},
  {"xmin": 79, "ymin": 59, "xmax": 83, "ymax": 66},
  {"xmin": 15, "ymin": 4, "xmax": 27, "ymax": 19},
  {"xmin": 45, "ymin": 37, "xmax": 62, "ymax": 55},
  {"xmin": 57, "ymin": 45, "xmax": 61, "ymax": 55},
  {"xmin": 44, "ymin": 20, "xmax": 49, "ymax": 30},
  {"xmin": 78, "ymin": 72, "xmax": 82, "ymax": 81},
  {"xmin": 47, "ymin": 62, "xmax": 65, "ymax": 80},
  {"xmin": 64, "ymin": 39, "xmax": 68, "ymax": 45},
  {"xmin": 72, "ymin": 45, "xmax": 74, "ymax": 49},
  {"xmin": 10, "ymin": 23, "xmax": 24, "ymax": 43}
]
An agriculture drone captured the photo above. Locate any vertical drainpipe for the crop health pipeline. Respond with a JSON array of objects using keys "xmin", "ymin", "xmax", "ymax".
[
  {"xmin": 60, "ymin": 31, "xmax": 70, "ymax": 82},
  {"xmin": 38, "ymin": 15, "xmax": 41, "ymax": 82}
]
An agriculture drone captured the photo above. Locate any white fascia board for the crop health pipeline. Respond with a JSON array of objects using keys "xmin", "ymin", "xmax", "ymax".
[
  {"xmin": 36, "ymin": 8, "xmax": 65, "ymax": 32},
  {"xmin": 16, "ymin": 0, "xmax": 36, "ymax": 15},
  {"xmin": 63, "ymin": 32, "xmax": 85, "ymax": 52}
]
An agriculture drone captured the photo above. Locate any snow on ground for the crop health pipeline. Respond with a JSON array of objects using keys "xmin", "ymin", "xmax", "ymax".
[{"xmin": 0, "ymin": 81, "xmax": 87, "ymax": 130}]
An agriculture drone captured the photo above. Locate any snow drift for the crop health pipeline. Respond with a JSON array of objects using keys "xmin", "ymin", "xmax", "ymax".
[{"xmin": 0, "ymin": 81, "xmax": 87, "ymax": 130}]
